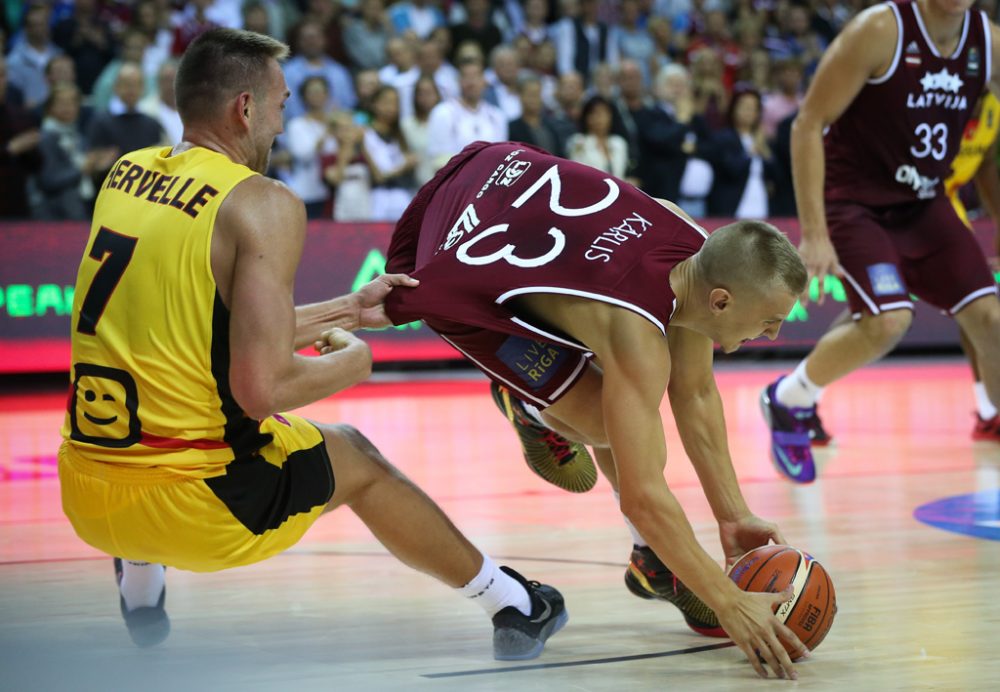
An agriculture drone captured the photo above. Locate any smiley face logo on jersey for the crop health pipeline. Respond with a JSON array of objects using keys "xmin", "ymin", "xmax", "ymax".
[
  {"xmin": 81, "ymin": 385, "xmax": 120, "ymax": 426},
  {"xmin": 69, "ymin": 363, "xmax": 142, "ymax": 447}
]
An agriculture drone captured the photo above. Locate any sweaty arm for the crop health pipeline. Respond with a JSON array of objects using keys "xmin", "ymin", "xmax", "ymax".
[
  {"xmin": 216, "ymin": 176, "xmax": 372, "ymax": 419},
  {"xmin": 665, "ymin": 326, "xmax": 750, "ymax": 525},
  {"xmin": 580, "ymin": 307, "xmax": 743, "ymax": 613},
  {"xmin": 791, "ymin": 6, "xmax": 897, "ymax": 284},
  {"xmin": 292, "ymin": 272, "xmax": 420, "ymax": 350}
]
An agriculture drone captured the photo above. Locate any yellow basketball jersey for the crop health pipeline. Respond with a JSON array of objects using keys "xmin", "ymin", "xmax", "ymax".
[
  {"xmin": 61, "ymin": 146, "xmax": 268, "ymax": 477},
  {"xmin": 946, "ymin": 92, "xmax": 1000, "ymax": 227}
]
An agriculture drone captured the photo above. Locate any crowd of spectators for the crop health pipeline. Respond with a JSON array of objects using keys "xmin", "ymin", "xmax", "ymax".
[{"xmin": 0, "ymin": 0, "xmax": 971, "ymax": 223}]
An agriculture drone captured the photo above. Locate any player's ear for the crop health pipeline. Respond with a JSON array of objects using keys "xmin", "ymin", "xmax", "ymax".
[
  {"xmin": 237, "ymin": 92, "xmax": 252, "ymax": 124},
  {"xmin": 708, "ymin": 287, "xmax": 731, "ymax": 315}
]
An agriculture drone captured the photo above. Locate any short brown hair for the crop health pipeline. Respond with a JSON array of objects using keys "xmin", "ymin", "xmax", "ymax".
[
  {"xmin": 175, "ymin": 28, "xmax": 289, "ymax": 124},
  {"xmin": 696, "ymin": 220, "xmax": 807, "ymax": 296}
]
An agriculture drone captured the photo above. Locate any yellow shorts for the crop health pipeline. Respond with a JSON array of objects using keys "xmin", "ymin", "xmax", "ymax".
[{"xmin": 58, "ymin": 414, "xmax": 333, "ymax": 572}]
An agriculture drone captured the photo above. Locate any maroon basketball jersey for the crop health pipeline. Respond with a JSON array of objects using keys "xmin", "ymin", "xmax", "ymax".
[
  {"xmin": 824, "ymin": 0, "xmax": 991, "ymax": 206},
  {"xmin": 385, "ymin": 142, "xmax": 707, "ymax": 348}
]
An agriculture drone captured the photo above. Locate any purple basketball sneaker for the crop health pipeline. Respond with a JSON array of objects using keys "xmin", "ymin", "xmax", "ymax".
[{"xmin": 760, "ymin": 377, "xmax": 817, "ymax": 483}]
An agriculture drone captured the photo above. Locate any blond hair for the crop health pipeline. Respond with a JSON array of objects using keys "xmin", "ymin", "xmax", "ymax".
[{"xmin": 696, "ymin": 220, "xmax": 807, "ymax": 296}]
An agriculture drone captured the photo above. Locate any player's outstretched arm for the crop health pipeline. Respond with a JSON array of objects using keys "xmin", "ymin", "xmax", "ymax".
[
  {"xmin": 792, "ymin": 5, "xmax": 897, "ymax": 301},
  {"xmin": 293, "ymin": 273, "xmax": 420, "ymax": 349},
  {"xmin": 217, "ymin": 176, "xmax": 373, "ymax": 419},
  {"xmin": 665, "ymin": 326, "xmax": 744, "ymax": 519},
  {"xmin": 588, "ymin": 310, "xmax": 806, "ymax": 678}
]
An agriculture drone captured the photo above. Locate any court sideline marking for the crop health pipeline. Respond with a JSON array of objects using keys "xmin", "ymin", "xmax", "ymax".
[{"xmin": 422, "ymin": 642, "xmax": 736, "ymax": 677}]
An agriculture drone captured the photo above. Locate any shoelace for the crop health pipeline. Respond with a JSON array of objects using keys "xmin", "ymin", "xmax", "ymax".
[
  {"xmin": 643, "ymin": 564, "xmax": 680, "ymax": 597},
  {"xmin": 539, "ymin": 428, "xmax": 575, "ymax": 465}
]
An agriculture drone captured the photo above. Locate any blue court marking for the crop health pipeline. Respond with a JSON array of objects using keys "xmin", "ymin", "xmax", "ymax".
[
  {"xmin": 422, "ymin": 642, "xmax": 736, "ymax": 678},
  {"xmin": 913, "ymin": 490, "xmax": 1000, "ymax": 541}
]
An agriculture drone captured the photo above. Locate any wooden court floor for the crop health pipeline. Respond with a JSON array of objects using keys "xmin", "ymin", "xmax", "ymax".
[{"xmin": 1, "ymin": 358, "xmax": 998, "ymax": 692}]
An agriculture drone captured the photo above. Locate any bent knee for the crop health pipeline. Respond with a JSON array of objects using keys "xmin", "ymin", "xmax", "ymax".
[
  {"xmin": 956, "ymin": 295, "xmax": 1000, "ymax": 332},
  {"xmin": 318, "ymin": 423, "xmax": 400, "ymax": 497},
  {"xmin": 860, "ymin": 309, "xmax": 913, "ymax": 347}
]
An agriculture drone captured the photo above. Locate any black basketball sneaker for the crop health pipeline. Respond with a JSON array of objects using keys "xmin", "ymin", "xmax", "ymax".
[
  {"xmin": 624, "ymin": 545, "xmax": 726, "ymax": 637},
  {"xmin": 114, "ymin": 557, "xmax": 170, "ymax": 648},
  {"xmin": 492, "ymin": 566, "xmax": 568, "ymax": 660}
]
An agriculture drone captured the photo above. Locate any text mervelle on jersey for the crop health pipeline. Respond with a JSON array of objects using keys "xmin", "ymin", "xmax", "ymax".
[{"xmin": 103, "ymin": 159, "xmax": 219, "ymax": 219}]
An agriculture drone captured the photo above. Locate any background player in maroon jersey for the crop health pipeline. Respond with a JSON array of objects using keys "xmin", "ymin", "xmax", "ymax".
[
  {"xmin": 326, "ymin": 141, "xmax": 811, "ymax": 680},
  {"xmin": 761, "ymin": 0, "xmax": 1000, "ymax": 483}
]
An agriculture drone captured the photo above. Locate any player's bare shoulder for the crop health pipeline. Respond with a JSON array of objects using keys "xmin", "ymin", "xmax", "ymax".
[
  {"xmin": 218, "ymin": 175, "xmax": 306, "ymax": 246},
  {"xmin": 828, "ymin": 3, "xmax": 900, "ymax": 79}
]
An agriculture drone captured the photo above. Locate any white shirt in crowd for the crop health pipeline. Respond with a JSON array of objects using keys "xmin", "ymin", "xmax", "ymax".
[
  {"xmin": 485, "ymin": 75, "xmax": 522, "ymax": 120},
  {"xmin": 425, "ymin": 98, "xmax": 508, "ymax": 170},
  {"xmin": 378, "ymin": 64, "xmax": 421, "ymax": 120},
  {"xmin": 734, "ymin": 132, "xmax": 769, "ymax": 219},
  {"xmin": 282, "ymin": 116, "xmax": 337, "ymax": 205},
  {"xmin": 363, "ymin": 127, "xmax": 415, "ymax": 222},
  {"xmin": 565, "ymin": 133, "xmax": 628, "ymax": 179},
  {"xmin": 138, "ymin": 97, "xmax": 183, "ymax": 146},
  {"xmin": 400, "ymin": 115, "xmax": 435, "ymax": 186},
  {"xmin": 430, "ymin": 63, "xmax": 460, "ymax": 102}
]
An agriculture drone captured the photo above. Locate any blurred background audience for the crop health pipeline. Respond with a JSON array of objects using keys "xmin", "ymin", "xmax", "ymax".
[{"xmin": 7, "ymin": 0, "xmax": 988, "ymax": 224}]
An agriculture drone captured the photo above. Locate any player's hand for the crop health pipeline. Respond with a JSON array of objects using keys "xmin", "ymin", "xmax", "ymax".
[
  {"xmin": 354, "ymin": 273, "xmax": 420, "ymax": 330},
  {"xmin": 719, "ymin": 514, "xmax": 786, "ymax": 569},
  {"xmin": 716, "ymin": 588, "xmax": 809, "ymax": 679},
  {"xmin": 315, "ymin": 327, "xmax": 364, "ymax": 355},
  {"xmin": 797, "ymin": 233, "xmax": 841, "ymax": 306}
]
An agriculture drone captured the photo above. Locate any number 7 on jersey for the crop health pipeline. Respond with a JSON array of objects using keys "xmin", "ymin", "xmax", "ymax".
[{"xmin": 76, "ymin": 227, "xmax": 138, "ymax": 335}]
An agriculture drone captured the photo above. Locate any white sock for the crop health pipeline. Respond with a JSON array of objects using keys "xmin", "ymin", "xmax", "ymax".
[
  {"xmin": 974, "ymin": 382, "xmax": 998, "ymax": 419},
  {"xmin": 458, "ymin": 555, "xmax": 531, "ymax": 617},
  {"xmin": 614, "ymin": 491, "xmax": 648, "ymax": 548},
  {"xmin": 119, "ymin": 560, "xmax": 166, "ymax": 611},
  {"xmin": 776, "ymin": 360, "xmax": 824, "ymax": 409},
  {"xmin": 520, "ymin": 401, "xmax": 548, "ymax": 427}
]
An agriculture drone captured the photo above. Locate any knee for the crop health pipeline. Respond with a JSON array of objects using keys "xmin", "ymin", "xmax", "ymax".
[
  {"xmin": 956, "ymin": 296, "xmax": 1000, "ymax": 340},
  {"xmin": 861, "ymin": 309, "xmax": 912, "ymax": 349},
  {"xmin": 324, "ymin": 423, "xmax": 402, "ymax": 493}
]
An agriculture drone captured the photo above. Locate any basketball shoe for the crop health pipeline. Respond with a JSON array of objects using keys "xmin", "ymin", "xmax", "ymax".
[
  {"xmin": 624, "ymin": 545, "xmax": 726, "ymax": 637},
  {"xmin": 113, "ymin": 558, "xmax": 170, "ymax": 648},
  {"xmin": 806, "ymin": 407, "xmax": 833, "ymax": 446},
  {"xmin": 492, "ymin": 566, "xmax": 568, "ymax": 660},
  {"xmin": 760, "ymin": 377, "xmax": 817, "ymax": 483},
  {"xmin": 973, "ymin": 413, "xmax": 1000, "ymax": 441},
  {"xmin": 490, "ymin": 382, "xmax": 597, "ymax": 493}
]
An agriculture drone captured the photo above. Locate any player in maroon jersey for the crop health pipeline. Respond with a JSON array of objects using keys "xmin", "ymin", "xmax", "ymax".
[
  {"xmin": 322, "ymin": 140, "xmax": 811, "ymax": 679},
  {"xmin": 762, "ymin": 0, "xmax": 1000, "ymax": 483}
]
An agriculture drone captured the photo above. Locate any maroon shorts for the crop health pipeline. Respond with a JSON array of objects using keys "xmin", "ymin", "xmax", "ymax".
[
  {"xmin": 422, "ymin": 316, "xmax": 591, "ymax": 409},
  {"xmin": 385, "ymin": 141, "xmax": 591, "ymax": 409},
  {"xmin": 826, "ymin": 195, "xmax": 998, "ymax": 317}
]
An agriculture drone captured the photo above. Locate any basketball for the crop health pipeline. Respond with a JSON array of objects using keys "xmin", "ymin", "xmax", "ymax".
[{"xmin": 727, "ymin": 545, "xmax": 837, "ymax": 658}]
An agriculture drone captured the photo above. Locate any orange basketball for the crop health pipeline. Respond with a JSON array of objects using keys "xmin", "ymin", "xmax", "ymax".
[{"xmin": 727, "ymin": 545, "xmax": 837, "ymax": 658}]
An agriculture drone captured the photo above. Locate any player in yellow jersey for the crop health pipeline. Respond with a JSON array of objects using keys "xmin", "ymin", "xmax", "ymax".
[
  {"xmin": 946, "ymin": 93, "xmax": 1000, "ymax": 441},
  {"xmin": 58, "ymin": 29, "xmax": 568, "ymax": 660}
]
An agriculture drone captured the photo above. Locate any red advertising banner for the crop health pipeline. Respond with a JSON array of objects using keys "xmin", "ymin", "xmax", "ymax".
[{"xmin": 1, "ymin": 220, "xmax": 996, "ymax": 374}]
